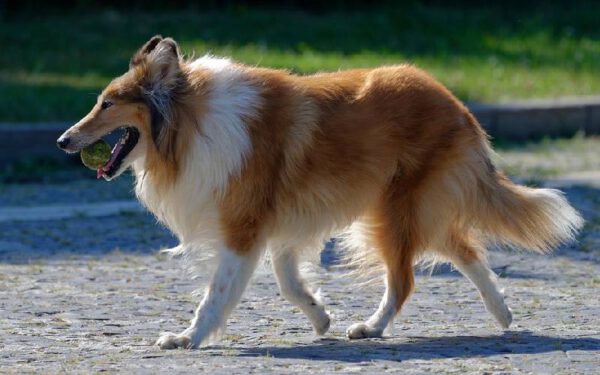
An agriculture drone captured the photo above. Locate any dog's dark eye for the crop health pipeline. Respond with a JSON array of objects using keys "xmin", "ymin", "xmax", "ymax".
[{"xmin": 101, "ymin": 100, "xmax": 113, "ymax": 110}]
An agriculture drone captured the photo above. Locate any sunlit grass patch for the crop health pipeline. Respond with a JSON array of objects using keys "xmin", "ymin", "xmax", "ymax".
[{"xmin": 1, "ymin": 5, "xmax": 600, "ymax": 121}]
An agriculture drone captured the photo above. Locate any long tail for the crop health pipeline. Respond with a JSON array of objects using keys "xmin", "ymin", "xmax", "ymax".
[{"xmin": 476, "ymin": 167, "xmax": 583, "ymax": 253}]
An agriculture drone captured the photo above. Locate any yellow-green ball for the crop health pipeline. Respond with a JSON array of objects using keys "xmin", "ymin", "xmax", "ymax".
[{"xmin": 81, "ymin": 140, "xmax": 111, "ymax": 170}]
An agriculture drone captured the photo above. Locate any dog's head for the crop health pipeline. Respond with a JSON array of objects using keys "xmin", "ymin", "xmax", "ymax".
[{"xmin": 57, "ymin": 35, "xmax": 184, "ymax": 180}]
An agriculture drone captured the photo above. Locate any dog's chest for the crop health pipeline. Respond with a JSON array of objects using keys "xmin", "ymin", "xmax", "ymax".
[{"xmin": 135, "ymin": 175, "xmax": 222, "ymax": 244}]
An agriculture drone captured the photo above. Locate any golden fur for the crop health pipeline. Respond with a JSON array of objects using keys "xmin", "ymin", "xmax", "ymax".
[{"xmin": 58, "ymin": 36, "xmax": 583, "ymax": 348}]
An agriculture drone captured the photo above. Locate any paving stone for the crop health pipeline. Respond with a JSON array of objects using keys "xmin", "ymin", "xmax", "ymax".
[{"xmin": 0, "ymin": 183, "xmax": 599, "ymax": 373}]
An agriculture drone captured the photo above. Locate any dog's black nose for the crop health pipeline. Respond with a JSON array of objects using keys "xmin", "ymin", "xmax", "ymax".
[{"xmin": 57, "ymin": 136, "xmax": 70, "ymax": 150}]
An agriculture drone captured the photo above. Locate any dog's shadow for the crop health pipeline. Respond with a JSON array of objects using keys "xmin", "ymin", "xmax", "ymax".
[{"xmin": 232, "ymin": 331, "xmax": 600, "ymax": 362}]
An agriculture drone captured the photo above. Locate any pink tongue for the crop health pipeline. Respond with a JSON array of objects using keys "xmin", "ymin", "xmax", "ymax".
[{"xmin": 97, "ymin": 141, "xmax": 124, "ymax": 179}]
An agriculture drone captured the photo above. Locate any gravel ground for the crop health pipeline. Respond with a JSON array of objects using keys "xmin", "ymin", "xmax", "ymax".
[{"xmin": 1, "ymin": 178, "xmax": 599, "ymax": 373}]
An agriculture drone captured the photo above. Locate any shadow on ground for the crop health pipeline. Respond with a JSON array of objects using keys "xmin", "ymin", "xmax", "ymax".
[
  {"xmin": 0, "ymin": 211, "xmax": 177, "ymax": 264},
  {"xmin": 235, "ymin": 331, "xmax": 600, "ymax": 362}
]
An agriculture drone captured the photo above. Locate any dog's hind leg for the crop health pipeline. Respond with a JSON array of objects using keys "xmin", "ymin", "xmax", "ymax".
[
  {"xmin": 347, "ymin": 195, "xmax": 419, "ymax": 339},
  {"xmin": 346, "ymin": 252, "xmax": 415, "ymax": 339},
  {"xmin": 445, "ymin": 233, "xmax": 513, "ymax": 329},
  {"xmin": 156, "ymin": 246, "xmax": 262, "ymax": 349},
  {"xmin": 271, "ymin": 250, "xmax": 331, "ymax": 335}
]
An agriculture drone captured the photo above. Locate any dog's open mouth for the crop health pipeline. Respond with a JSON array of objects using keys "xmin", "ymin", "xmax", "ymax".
[{"xmin": 97, "ymin": 127, "xmax": 140, "ymax": 179}]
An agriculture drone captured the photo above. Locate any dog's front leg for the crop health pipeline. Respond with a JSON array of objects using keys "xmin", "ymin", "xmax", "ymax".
[{"xmin": 156, "ymin": 247, "xmax": 261, "ymax": 349}]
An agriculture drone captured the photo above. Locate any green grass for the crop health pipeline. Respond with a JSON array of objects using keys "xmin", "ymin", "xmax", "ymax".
[{"xmin": 2, "ymin": 4, "xmax": 600, "ymax": 121}]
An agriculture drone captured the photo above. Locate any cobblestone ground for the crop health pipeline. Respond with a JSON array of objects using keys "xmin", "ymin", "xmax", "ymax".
[{"xmin": 1, "ymin": 176, "xmax": 599, "ymax": 374}]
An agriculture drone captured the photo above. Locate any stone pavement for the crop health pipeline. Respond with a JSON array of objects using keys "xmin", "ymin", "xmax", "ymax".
[{"xmin": 1, "ymin": 180, "xmax": 599, "ymax": 374}]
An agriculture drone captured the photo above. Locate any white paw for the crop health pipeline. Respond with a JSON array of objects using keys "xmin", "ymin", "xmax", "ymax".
[
  {"xmin": 160, "ymin": 245, "xmax": 184, "ymax": 255},
  {"xmin": 155, "ymin": 331, "xmax": 192, "ymax": 350},
  {"xmin": 313, "ymin": 311, "xmax": 332, "ymax": 336},
  {"xmin": 346, "ymin": 323, "xmax": 383, "ymax": 339},
  {"xmin": 494, "ymin": 304, "xmax": 513, "ymax": 329},
  {"xmin": 484, "ymin": 297, "xmax": 513, "ymax": 329}
]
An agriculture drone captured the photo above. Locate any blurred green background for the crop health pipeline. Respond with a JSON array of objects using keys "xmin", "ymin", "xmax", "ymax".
[{"xmin": 2, "ymin": 1, "xmax": 600, "ymax": 122}]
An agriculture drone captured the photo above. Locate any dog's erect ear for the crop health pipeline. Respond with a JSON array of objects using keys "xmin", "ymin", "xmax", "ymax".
[
  {"xmin": 130, "ymin": 35, "xmax": 164, "ymax": 68},
  {"xmin": 140, "ymin": 37, "xmax": 182, "ymax": 148},
  {"xmin": 144, "ymin": 37, "xmax": 181, "ymax": 85},
  {"xmin": 154, "ymin": 38, "xmax": 180, "ymax": 60}
]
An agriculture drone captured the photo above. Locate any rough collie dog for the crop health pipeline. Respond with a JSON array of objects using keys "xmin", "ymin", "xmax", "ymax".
[{"xmin": 57, "ymin": 36, "xmax": 583, "ymax": 349}]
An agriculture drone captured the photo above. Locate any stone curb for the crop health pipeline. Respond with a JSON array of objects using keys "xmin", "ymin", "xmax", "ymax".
[
  {"xmin": 1, "ymin": 97, "xmax": 599, "ymax": 166},
  {"xmin": 469, "ymin": 96, "xmax": 600, "ymax": 141},
  {"xmin": 0, "ymin": 122, "xmax": 72, "ymax": 165},
  {"xmin": 0, "ymin": 200, "xmax": 142, "ymax": 222}
]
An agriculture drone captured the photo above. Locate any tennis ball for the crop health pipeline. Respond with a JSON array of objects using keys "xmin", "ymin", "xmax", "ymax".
[{"xmin": 81, "ymin": 140, "xmax": 111, "ymax": 170}]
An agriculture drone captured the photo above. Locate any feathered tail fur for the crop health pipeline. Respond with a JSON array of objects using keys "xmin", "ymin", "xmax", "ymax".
[{"xmin": 475, "ymin": 169, "xmax": 583, "ymax": 253}]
